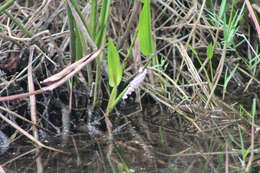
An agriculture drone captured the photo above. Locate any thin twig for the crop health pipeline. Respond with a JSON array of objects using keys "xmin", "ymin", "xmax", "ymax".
[
  {"xmin": 245, "ymin": 0, "xmax": 260, "ymax": 42},
  {"xmin": 118, "ymin": 1, "xmax": 141, "ymax": 49},
  {"xmin": 0, "ymin": 49, "xmax": 101, "ymax": 102},
  {"xmin": 28, "ymin": 46, "xmax": 43, "ymax": 173}
]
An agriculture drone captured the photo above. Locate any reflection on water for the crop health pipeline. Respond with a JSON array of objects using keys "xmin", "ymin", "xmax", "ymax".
[
  {"xmin": 0, "ymin": 130, "xmax": 9, "ymax": 155},
  {"xmin": 0, "ymin": 102, "xmax": 259, "ymax": 173}
]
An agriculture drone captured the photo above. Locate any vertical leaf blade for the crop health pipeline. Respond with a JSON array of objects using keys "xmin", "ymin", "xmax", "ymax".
[
  {"xmin": 66, "ymin": 4, "xmax": 77, "ymax": 59},
  {"xmin": 107, "ymin": 38, "xmax": 122, "ymax": 87},
  {"xmin": 207, "ymin": 42, "xmax": 213, "ymax": 60},
  {"xmin": 138, "ymin": 0, "xmax": 154, "ymax": 56},
  {"xmin": 106, "ymin": 87, "xmax": 117, "ymax": 113}
]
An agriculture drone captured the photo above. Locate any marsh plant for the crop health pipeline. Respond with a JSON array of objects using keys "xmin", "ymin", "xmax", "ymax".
[{"xmin": 0, "ymin": 0, "xmax": 259, "ymax": 172}]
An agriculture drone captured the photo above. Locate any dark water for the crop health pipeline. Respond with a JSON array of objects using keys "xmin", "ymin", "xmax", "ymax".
[
  {"xmin": 0, "ymin": 101, "xmax": 259, "ymax": 173},
  {"xmin": 0, "ymin": 130, "xmax": 9, "ymax": 155}
]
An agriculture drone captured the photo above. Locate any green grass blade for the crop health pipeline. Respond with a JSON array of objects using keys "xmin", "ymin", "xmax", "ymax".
[
  {"xmin": 207, "ymin": 42, "xmax": 214, "ymax": 80},
  {"xmin": 238, "ymin": 126, "xmax": 245, "ymax": 156},
  {"xmin": 218, "ymin": 0, "xmax": 227, "ymax": 20},
  {"xmin": 66, "ymin": 3, "xmax": 84, "ymax": 61},
  {"xmin": 70, "ymin": 0, "xmax": 90, "ymax": 33},
  {"xmin": 93, "ymin": 0, "xmax": 111, "ymax": 106},
  {"xmin": 90, "ymin": 0, "xmax": 98, "ymax": 38},
  {"xmin": 106, "ymin": 87, "xmax": 117, "ymax": 114},
  {"xmin": 75, "ymin": 26, "xmax": 83, "ymax": 60},
  {"xmin": 4, "ymin": 11, "xmax": 32, "ymax": 37},
  {"xmin": 109, "ymin": 85, "xmax": 130, "ymax": 114},
  {"xmin": 67, "ymin": 0, "xmax": 96, "ymax": 50},
  {"xmin": 223, "ymin": 64, "xmax": 238, "ymax": 90},
  {"xmin": 0, "ymin": 0, "xmax": 16, "ymax": 14},
  {"xmin": 66, "ymin": 4, "xmax": 77, "ymax": 59},
  {"xmin": 189, "ymin": 45, "xmax": 211, "ymax": 84},
  {"xmin": 95, "ymin": 0, "xmax": 111, "ymax": 47},
  {"xmin": 228, "ymin": 132, "xmax": 241, "ymax": 148},
  {"xmin": 251, "ymin": 98, "xmax": 256, "ymax": 119}
]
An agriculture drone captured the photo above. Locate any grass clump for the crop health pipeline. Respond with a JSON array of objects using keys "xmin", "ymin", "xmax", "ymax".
[{"xmin": 0, "ymin": 0, "xmax": 259, "ymax": 172}]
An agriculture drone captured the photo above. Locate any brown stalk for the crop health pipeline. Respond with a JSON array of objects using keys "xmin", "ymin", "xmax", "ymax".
[
  {"xmin": 245, "ymin": 0, "xmax": 260, "ymax": 42},
  {"xmin": 118, "ymin": 1, "xmax": 141, "ymax": 49},
  {"xmin": 0, "ymin": 49, "xmax": 102, "ymax": 102},
  {"xmin": 185, "ymin": 0, "xmax": 206, "ymax": 47},
  {"xmin": 28, "ymin": 46, "xmax": 43, "ymax": 173},
  {"xmin": 176, "ymin": 43, "xmax": 210, "ymax": 99},
  {"xmin": 225, "ymin": 141, "xmax": 230, "ymax": 173},
  {"xmin": 252, "ymin": 4, "xmax": 260, "ymax": 14}
]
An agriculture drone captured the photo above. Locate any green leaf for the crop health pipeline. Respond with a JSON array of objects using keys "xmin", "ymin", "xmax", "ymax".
[
  {"xmin": 70, "ymin": 0, "xmax": 89, "ymax": 30},
  {"xmin": 138, "ymin": 0, "xmax": 154, "ymax": 56},
  {"xmin": 106, "ymin": 87, "xmax": 117, "ymax": 113},
  {"xmin": 223, "ymin": 64, "xmax": 238, "ymax": 90},
  {"xmin": 66, "ymin": 4, "xmax": 83, "ymax": 61},
  {"xmin": 66, "ymin": 4, "xmax": 77, "ymax": 59},
  {"xmin": 218, "ymin": 0, "xmax": 227, "ymax": 20},
  {"xmin": 75, "ymin": 26, "xmax": 83, "ymax": 60},
  {"xmin": 90, "ymin": 0, "xmax": 98, "ymax": 38},
  {"xmin": 206, "ymin": 42, "xmax": 213, "ymax": 60},
  {"xmin": 95, "ymin": 0, "xmax": 111, "ymax": 47},
  {"xmin": 107, "ymin": 38, "xmax": 122, "ymax": 87},
  {"xmin": 207, "ymin": 42, "xmax": 213, "ymax": 80},
  {"xmin": 0, "ymin": 0, "xmax": 16, "ymax": 14}
]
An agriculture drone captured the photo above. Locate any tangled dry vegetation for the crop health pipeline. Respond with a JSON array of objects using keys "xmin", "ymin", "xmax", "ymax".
[{"xmin": 0, "ymin": 0, "xmax": 260, "ymax": 172}]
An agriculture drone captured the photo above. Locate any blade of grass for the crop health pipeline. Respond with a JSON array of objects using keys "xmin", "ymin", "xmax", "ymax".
[
  {"xmin": 93, "ymin": 0, "xmax": 111, "ymax": 107},
  {"xmin": 246, "ymin": 98, "xmax": 256, "ymax": 171},
  {"xmin": 67, "ymin": 0, "xmax": 97, "ymax": 50},
  {"xmin": 75, "ymin": 26, "xmax": 83, "ymax": 60},
  {"xmin": 70, "ymin": 0, "xmax": 90, "ymax": 33},
  {"xmin": 222, "ymin": 64, "xmax": 238, "ymax": 100},
  {"xmin": 0, "ymin": 0, "xmax": 16, "ymax": 14},
  {"xmin": 67, "ymin": 4, "xmax": 77, "ymax": 59},
  {"xmin": 90, "ymin": 0, "xmax": 98, "ymax": 38},
  {"xmin": 95, "ymin": 0, "xmax": 111, "ymax": 47},
  {"xmin": 189, "ymin": 45, "xmax": 212, "ymax": 86},
  {"xmin": 4, "ymin": 11, "xmax": 32, "ymax": 37},
  {"xmin": 206, "ymin": 42, "xmax": 214, "ymax": 81},
  {"xmin": 106, "ymin": 87, "xmax": 117, "ymax": 114},
  {"xmin": 205, "ymin": 42, "xmax": 226, "ymax": 107}
]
